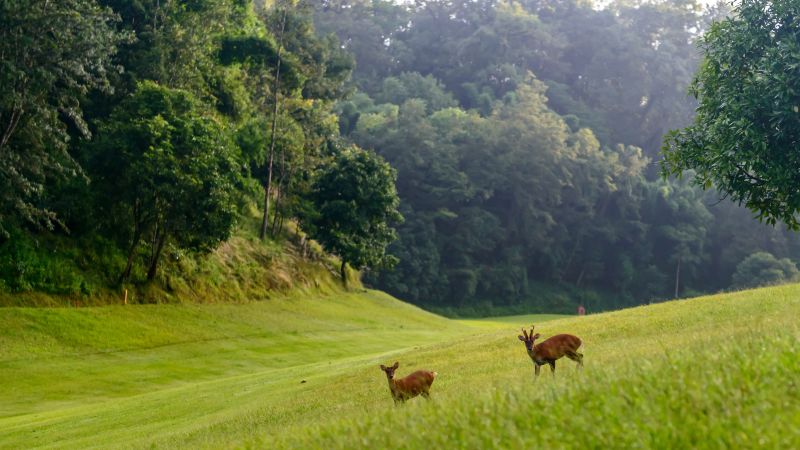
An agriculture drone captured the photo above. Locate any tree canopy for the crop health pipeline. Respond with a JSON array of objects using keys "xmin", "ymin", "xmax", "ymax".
[
  {"xmin": 88, "ymin": 82, "xmax": 242, "ymax": 280},
  {"xmin": 4, "ymin": 0, "xmax": 800, "ymax": 314},
  {"xmin": 302, "ymin": 146, "xmax": 402, "ymax": 283},
  {"xmin": 315, "ymin": 0, "xmax": 800, "ymax": 312},
  {"xmin": 0, "ymin": 0, "xmax": 129, "ymax": 235},
  {"xmin": 663, "ymin": 0, "xmax": 800, "ymax": 229}
]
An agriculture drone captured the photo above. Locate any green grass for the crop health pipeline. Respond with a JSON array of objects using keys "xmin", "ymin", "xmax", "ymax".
[
  {"xmin": 457, "ymin": 313, "xmax": 567, "ymax": 328},
  {"xmin": 0, "ymin": 289, "xmax": 470, "ymax": 446},
  {"xmin": 2, "ymin": 285, "xmax": 799, "ymax": 448},
  {"xmin": 273, "ymin": 286, "xmax": 800, "ymax": 449}
]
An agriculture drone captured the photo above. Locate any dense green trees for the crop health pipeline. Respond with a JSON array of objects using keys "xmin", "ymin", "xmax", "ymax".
[
  {"xmin": 5, "ymin": 0, "xmax": 800, "ymax": 312},
  {"xmin": 315, "ymin": 0, "xmax": 707, "ymax": 159},
  {"xmin": 315, "ymin": 0, "xmax": 800, "ymax": 312},
  {"xmin": 0, "ymin": 0, "xmax": 400, "ymax": 291},
  {"xmin": 731, "ymin": 252, "xmax": 799, "ymax": 289},
  {"xmin": 301, "ymin": 147, "xmax": 402, "ymax": 283},
  {"xmin": 88, "ymin": 82, "xmax": 242, "ymax": 281},
  {"xmin": 0, "ymin": 0, "xmax": 129, "ymax": 235},
  {"xmin": 663, "ymin": 0, "xmax": 800, "ymax": 228}
]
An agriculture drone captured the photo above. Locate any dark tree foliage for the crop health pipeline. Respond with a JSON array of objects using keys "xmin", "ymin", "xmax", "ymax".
[
  {"xmin": 0, "ymin": 0, "xmax": 365, "ymax": 293},
  {"xmin": 7, "ymin": 0, "xmax": 800, "ymax": 313},
  {"xmin": 315, "ymin": 0, "xmax": 800, "ymax": 312},
  {"xmin": 88, "ymin": 82, "xmax": 242, "ymax": 281},
  {"xmin": 663, "ymin": 0, "xmax": 800, "ymax": 229},
  {"xmin": 0, "ymin": 0, "xmax": 129, "ymax": 236},
  {"xmin": 731, "ymin": 252, "xmax": 799, "ymax": 289},
  {"xmin": 302, "ymin": 146, "xmax": 403, "ymax": 283},
  {"xmin": 314, "ymin": 0, "xmax": 706, "ymax": 158}
]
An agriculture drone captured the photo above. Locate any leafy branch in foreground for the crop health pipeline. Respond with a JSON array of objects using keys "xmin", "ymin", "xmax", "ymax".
[{"xmin": 662, "ymin": 0, "xmax": 800, "ymax": 229}]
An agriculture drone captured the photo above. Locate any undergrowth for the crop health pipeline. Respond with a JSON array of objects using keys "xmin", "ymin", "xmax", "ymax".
[{"xmin": 0, "ymin": 220, "xmax": 354, "ymax": 306}]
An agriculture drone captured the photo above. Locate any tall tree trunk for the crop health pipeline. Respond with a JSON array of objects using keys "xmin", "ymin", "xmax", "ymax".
[
  {"xmin": 260, "ymin": 183, "xmax": 271, "ymax": 240},
  {"xmin": 575, "ymin": 267, "xmax": 586, "ymax": 288},
  {"xmin": 277, "ymin": 212, "xmax": 286, "ymax": 236},
  {"xmin": 270, "ymin": 186, "xmax": 282, "ymax": 236},
  {"xmin": 674, "ymin": 256, "xmax": 681, "ymax": 298},
  {"xmin": 120, "ymin": 225, "xmax": 143, "ymax": 282},
  {"xmin": 146, "ymin": 230, "xmax": 167, "ymax": 281},
  {"xmin": 260, "ymin": 5, "xmax": 288, "ymax": 240},
  {"xmin": 0, "ymin": 106, "xmax": 23, "ymax": 149},
  {"xmin": 120, "ymin": 201, "xmax": 144, "ymax": 283}
]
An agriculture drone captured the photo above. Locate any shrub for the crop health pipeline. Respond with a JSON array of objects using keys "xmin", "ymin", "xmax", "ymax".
[{"xmin": 731, "ymin": 252, "xmax": 799, "ymax": 289}]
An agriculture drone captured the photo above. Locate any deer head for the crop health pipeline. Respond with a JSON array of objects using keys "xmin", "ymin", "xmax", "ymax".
[
  {"xmin": 380, "ymin": 361, "xmax": 400, "ymax": 379},
  {"xmin": 517, "ymin": 325, "xmax": 541, "ymax": 352}
]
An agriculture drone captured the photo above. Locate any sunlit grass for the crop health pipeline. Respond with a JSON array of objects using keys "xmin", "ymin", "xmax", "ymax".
[
  {"xmin": 1, "ymin": 285, "xmax": 799, "ymax": 448},
  {"xmin": 274, "ymin": 285, "xmax": 800, "ymax": 449},
  {"xmin": 457, "ymin": 313, "xmax": 568, "ymax": 329},
  {"xmin": 0, "ymin": 289, "xmax": 470, "ymax": 446}
]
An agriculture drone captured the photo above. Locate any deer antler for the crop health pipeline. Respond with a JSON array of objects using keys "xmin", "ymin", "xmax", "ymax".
[{"xmin": 521, "ymin": 327, "xmax": 528, "ymax": 339}]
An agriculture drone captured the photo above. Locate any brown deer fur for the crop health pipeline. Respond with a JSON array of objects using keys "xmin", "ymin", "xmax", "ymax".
[
  {"xmin": 380, "ymin": 362, "xmax": 437, "ymax": 404},
  {"xmin": 518, "ymin": 325, "xmax": 583, "ymax": 378}
]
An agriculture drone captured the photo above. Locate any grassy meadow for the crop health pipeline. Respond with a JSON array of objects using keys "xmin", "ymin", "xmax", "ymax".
[{"xmin": 1, "ymin": 285, "xmax": 798, "ymax": 448}]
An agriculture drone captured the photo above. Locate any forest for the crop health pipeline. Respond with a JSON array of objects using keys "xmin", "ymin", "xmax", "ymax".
[
  {"xmin": 1, "ymin": 0, "xmax": 400, "ymax": 301},
  {"xmin": 314, "ymin": 0, "xmax": 800, "ymax": 313},
  {"xmin": 2, "ymin": 0, "xmax": 800, "ymax": 315}
]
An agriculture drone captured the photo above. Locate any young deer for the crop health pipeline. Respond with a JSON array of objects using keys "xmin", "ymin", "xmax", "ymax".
[
  {"xmin": 518, "ymin": 325, "xmax": 583, "ymax": 378},
  {"xmin": 379, "ymin": 361, "xmax": 437, "ymax": 404}
]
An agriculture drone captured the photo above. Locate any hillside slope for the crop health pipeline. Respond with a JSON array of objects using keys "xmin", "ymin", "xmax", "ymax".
[
  {"xmin": 277, "ymin": 285, "xmax": 800, "ymax": 449},
  {"xmin": 1, "ymin": 284, "xmax": 798, "ymax": 448},
  {"xmin": 0, "ymin": 224, "xmax": 354, "ymax": 307}
]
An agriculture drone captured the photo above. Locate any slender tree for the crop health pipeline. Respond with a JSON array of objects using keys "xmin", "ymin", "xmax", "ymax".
[
  {"xmin": 261, "ymin": 2, "xmax": 290, "ymax": 240},
  {"xmin": 302, "ymin": 146, "xmax": 402, "ymax": 285}
]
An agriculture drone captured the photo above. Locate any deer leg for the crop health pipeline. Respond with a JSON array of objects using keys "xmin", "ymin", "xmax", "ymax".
[
  {"xmin": 549, "ymin": 360, "xmax": 556, "ymax": 376},
  {"xmin": 421, "ymin": 391, "xmax": 430, "ymax": 400},
  {"xmin": 566, "ymin": 351, "xmax": 584, "ymax": 368},
  {"xmin": 534, "ymin": 363, "xmax": 541, "ymax": 378}
]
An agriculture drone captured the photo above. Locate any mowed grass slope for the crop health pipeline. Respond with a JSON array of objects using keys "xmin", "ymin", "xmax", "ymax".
[
  {"xmin": 271, "ymin": 285, "xmax": 800, "ymax": 449},
  {"xmin": 0, "ymin": 289, "xmax": 473, "ymax": 448},
  {"xmin": 2, "ymin": 285, "xmax": 799, "ymax": 449}
]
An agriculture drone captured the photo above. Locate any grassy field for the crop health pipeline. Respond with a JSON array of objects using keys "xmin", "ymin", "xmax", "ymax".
[
  {"xmin": 457, "ymin": 313, "xmax": 568, "ymax": 328},
  {"xmin": 1, "ymin": 285, "xmax": 798, "ymax": 448}
]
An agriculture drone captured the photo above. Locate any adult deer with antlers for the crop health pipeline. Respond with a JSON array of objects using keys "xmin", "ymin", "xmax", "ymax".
[{"xmin": 518, "ymin": 325, "xmax": 583, "ymax": 378}]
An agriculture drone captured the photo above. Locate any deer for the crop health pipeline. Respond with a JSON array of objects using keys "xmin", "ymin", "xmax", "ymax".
[
  {"xmin": 379, "ymin": 361, "xmax": 437, "ymax": 405},
  {"xmin": 518, "ymin": 325, "xmax": 583, "ymax": 379}
]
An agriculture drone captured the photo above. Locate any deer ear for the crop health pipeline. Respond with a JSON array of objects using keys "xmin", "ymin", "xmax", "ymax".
[
  {"xmin": 393, "ymin": 362, "xmax": 399, "ymax": 369},
  {"xmin": 518, "ymin": 335, "xmax": 526, "ymax": 341},
  {"xmin": 380, "ymin": 365, "xmax": 386, "ymax": 370},
  {"xmin": 533, "ymin": 333, "xmax": 541, "ymax": 340}
]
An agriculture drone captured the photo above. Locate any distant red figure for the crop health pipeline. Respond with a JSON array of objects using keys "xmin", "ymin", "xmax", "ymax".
[{"xmin": 577, "ymin": 305, "xmax": 586, "ymax": 316}]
